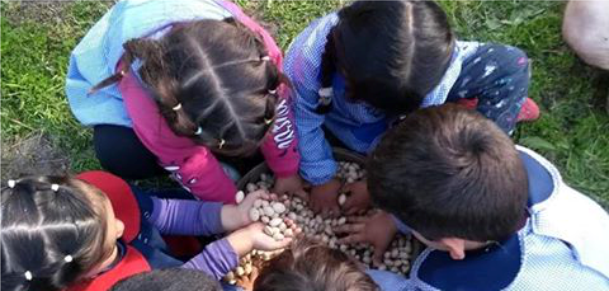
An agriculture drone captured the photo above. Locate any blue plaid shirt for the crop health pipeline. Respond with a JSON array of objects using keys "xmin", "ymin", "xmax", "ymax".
[
  {"xmin": 375, "ymin": 147, "xmax": 609, "ymax": 290},
  {"xmin": 284, "ymin": 12, "xmax": 480, "ymax": 185}
]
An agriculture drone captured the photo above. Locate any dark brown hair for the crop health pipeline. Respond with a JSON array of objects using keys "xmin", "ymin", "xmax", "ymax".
[
  {"xmin": 317, "ymin": 0, "xmax": 455, "ymax": 114},
  {"xmin": 367, "ymin": 104, "xmax": 528, "ymax": 242},
  {"xmin": 1, "ymin": 176, "xmax": 109, "ymax": 291},
  {"xmin": 254, "ymin": 239, "xmax": 379, "ymax": 291},
  {"xmin": 92, "ymin": 19, "xmax": 285, "ymax": 156}
]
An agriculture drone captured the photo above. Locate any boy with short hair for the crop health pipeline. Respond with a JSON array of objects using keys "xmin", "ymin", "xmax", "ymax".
[{"xmin": 338, "ymin": 104, "xmax": 609, "ymax": 290}]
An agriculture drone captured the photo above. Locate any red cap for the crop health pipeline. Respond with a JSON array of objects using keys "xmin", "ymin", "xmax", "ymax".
[{"xmin": 76, "ymin": 171, "xmax": 141, "ymax": 243}]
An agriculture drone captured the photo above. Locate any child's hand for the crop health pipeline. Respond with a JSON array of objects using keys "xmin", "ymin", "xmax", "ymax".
[
  {"xmin": 341, "ymin": 180, "xmax": 371, "ymax": 215},
  {"xmin": 334, "ymin": 211, "xmax": 397, "ymax": 265},
  {"xmin": 222, "ymin": 190, "xmax": 270, "ymax": 232},
  {"xmin": 236, "ymin": 265, "xmax": 259, "ymax": 291},
  {"xmin": 310, "ymin": 179, "xmax": 342, "ymax": 218},
  {"xmin": 227, "ymin": 222, "xmax": 298, "ymax": 256},
  {"xmin": 273, "ymin": 174, "xmax": 308, "ymax": 200}
]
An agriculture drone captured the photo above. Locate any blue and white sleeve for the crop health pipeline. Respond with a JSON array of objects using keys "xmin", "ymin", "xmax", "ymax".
[{"xmin": 284, "ymin": 13, "xmax": 339, "ymax": 186}]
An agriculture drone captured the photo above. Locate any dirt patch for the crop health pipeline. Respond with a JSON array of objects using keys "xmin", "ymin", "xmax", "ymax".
[
  {"xmin": 3, "ymin": 1, "xmax": 71, "ymax": 26},
  {"xmin": 1, "ymin": 132, "xmax": 70, "ymax": 181},
  {"xmin": 2, "ymin": 0, "xmax": 114, "ymax": 26}
]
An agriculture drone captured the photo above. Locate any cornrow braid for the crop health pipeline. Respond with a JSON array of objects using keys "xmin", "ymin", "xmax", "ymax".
[
  {"xmin": 163, "ymin": 19, "xmax": 284, "ymax": 156},
  {"xmin": 90, "ymin": 18, "xmax": 285, "ymax": 156},
  {"xmin": 1, "ymin": 176, "xmax": 109, "ymax": 291}
]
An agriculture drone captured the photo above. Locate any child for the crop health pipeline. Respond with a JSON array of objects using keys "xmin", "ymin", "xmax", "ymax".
[
  {"xmin": 253, "ymin": 239, "xmax": 380, "ymax": 291},
  {"xmin": 336, "ymin": 104, "xmax": 609, "ymax": 290},
  {"xmin": 110, "ymin": 269, "xmax": 222, "ymax": 291},
  {"xmin": 1, "ymin": 171, "xmax": 295, "ymax": 291},
  {"xmin": 66, "ymin": 0, "xmax": 304, "ymax": 203},
  {"xmin": 284, "ymin": 0, "xmax": 540, "ymax": 215},
  {"xmin": 222, "ymin": 239, "xmax": 387, "ymax": 291}
]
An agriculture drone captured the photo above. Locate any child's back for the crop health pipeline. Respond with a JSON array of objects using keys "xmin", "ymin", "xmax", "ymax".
[{"xmin": 365, "ymin": 105, "xmax": 609, "ymax": 290}]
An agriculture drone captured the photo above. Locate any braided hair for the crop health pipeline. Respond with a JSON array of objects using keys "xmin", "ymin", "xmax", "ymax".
[
  {"xmin": 316, "ymin": 0, "xmax": 455, "ymax": 114},
  {"xmin": 91, "ymin": 19, "xmax": 285, "ymax": 156},
  {"xmin": 1, "ymin": 176, "xmax": 109, "ymax": 291}
]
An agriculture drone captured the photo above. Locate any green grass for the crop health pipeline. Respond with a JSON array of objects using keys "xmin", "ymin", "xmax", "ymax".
[{"xmin": 1, "ymin": 1, "xmax": 608, "ymax": 206}]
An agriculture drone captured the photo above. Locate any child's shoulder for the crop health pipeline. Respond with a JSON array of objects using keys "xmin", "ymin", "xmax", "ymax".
[{"xmin": 518, "ymin": 145, "xmax": 609, "ymax": 283}]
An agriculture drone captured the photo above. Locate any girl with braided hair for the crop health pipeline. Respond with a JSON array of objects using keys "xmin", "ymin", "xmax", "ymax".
[
  {"xmin": 1, "ymin": 172, "xmax": 297, "ymax": 291},
  {"xmin": 66, "ymin": 0, "xmax": 304, "ymax": 203}
]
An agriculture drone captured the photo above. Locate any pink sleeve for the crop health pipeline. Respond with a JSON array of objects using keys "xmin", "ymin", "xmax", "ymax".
[
  {"xmin": 119, "ymin": 71, "xmax": 237, "ymax": 203},
  {"xmin": 221, "ymin": 1, "xmax": 301, "ymax": 177}
]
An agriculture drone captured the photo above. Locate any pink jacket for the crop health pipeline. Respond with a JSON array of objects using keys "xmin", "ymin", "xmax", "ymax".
[{"xmin": 120, "ymin": 1, "xmax": 299, "ymax": 204}]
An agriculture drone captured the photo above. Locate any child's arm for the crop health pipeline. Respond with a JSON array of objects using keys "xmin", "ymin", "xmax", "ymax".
[
  {"xmin": 146, "ymin": 191, "xmax": 267, "ymax": 236},
  {"xmin": 181, "ymin": 238, "xmax": 239, "ymax": 280},
  {"xmin": 119, "ymin": 70, "xmax": 237, "ymax": 203},
  {"xmin": 283, "ymin": 14, "xmax": 341, "ymax": 187},
  {"xmin": 260, "ymin": 87, "xmax": 300, "ymax": 179},
  {"xmin": 181, "ymin": 222, "xmax": 295, "ymax": 280}
]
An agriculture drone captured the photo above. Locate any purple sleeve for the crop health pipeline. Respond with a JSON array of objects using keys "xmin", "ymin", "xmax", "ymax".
[
  {"xmin": 148, "ymin": 197, "xmax": 224, "ymax": 236},
  {"xmin": 181, "ymin": 238, "xmax": 239, "ymax": 280}
]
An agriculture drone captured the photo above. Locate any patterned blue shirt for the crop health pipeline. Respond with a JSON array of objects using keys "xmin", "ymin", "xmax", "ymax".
[
  {"xmin": 375, "ymin": 146, "xmax": 609, "ymax": 290},
  {"xmin": 284, "ymin": 12, "xmax": 480, "ymax": 185}
]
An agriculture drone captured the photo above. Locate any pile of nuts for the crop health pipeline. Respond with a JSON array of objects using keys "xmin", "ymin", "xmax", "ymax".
[
  {"xmin": 223, "ymin": 161, "xmax": 416, "ymax": 284},
  {"xmin": 223, "ymin": 249, "xmax": 283, "ymax": 285}
]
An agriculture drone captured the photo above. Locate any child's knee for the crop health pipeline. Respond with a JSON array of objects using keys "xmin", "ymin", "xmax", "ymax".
[{"xmin": 494, "ymin": 45, "xmax": 530, "ymax": 83}]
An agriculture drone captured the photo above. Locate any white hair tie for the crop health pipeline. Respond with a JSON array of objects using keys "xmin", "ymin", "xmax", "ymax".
[
  {"xmin": 261, "ymin": 56, "xmax": 271, "ymax": 62},
  {"xmin": 195, "ymin": 127, "xmax": 203, "ymax": 136},
  {"xmin": 268, "ymin": 89, "xmax": 277, "ymax": 95},
  {"xmin": 318, "ymin": 87, "xmax": 333, "ymax": 98},
  {"xmin": 172, "ymin": 103, "xmax": 182, "ymax": 111},
  {"xmin": 51, "ymin": 184, "xmax": 60, "ymax": 192},
  {"xmin": 64, "ymin": 255, "xmax": 73, "ymax": 263},
  {"xmin": 24, "ymin": 271, "xmax": 33, "ymax": 281},
  {"xmin": 7, "ymin": 180, "xmax": 16, "ymax": 188}
]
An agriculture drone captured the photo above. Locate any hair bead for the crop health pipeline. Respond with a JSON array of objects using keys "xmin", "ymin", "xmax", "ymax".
[
  {"xmin": 64, "ymin": 255, "xmax": 74, "ymax": 263},
  {"xmin": 51, "ymin": 184, "xmax": 60, "ymax": 192},
  {"xmin": 24, "ymin": 271, "xmax": 33, "ymax": 281},
  {"xmin": 7, "ymin": 179, "xmax": 16, "ymax": 188}
]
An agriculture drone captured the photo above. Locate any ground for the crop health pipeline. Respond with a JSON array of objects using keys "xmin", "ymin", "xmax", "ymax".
[{"xmin": 1, "ymin": 0, "xmax": 608, "ymax": 207}]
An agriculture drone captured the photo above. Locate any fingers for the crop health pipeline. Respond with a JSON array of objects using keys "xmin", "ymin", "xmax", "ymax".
[
  {"xmin": 343, "ymin": 198, "xmax": 361, "ymax": 215},
  {"xmin": 293, "ymin": 188, "xmax": 309, "ymax": 201},
  {"xmin": 322, "ymin": 204, "xmax": 340, "ymax": 218},
  {"xmin": 372, "ymin": 251, "xmax": 384, "ymax": 266},
  {"xmin": 372, "ymin": 241, "xmax": 392, "ymax": 266},
  {"xmin": 310, "ymin": 197, "xmax": 321, "ymax": 213},
  {"xmin": 334, "ymin": 222, "xmax": 365, "ymax": 234},
  {"xmin": 337, "ymin": 233, "xmax": 366, "ymax": 244},
  {"xmin": 346, "ymin": 216, "xmax": 368, "ymax": 224},
  {"xmin": 272, "ymin": 236, "xmax": 294, "ymax": 249}
]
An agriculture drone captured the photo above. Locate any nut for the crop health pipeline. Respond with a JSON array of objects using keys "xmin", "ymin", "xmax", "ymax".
[{"xmin": 249, "ymin": 208, "xmax": 260, "ymax": 222}]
